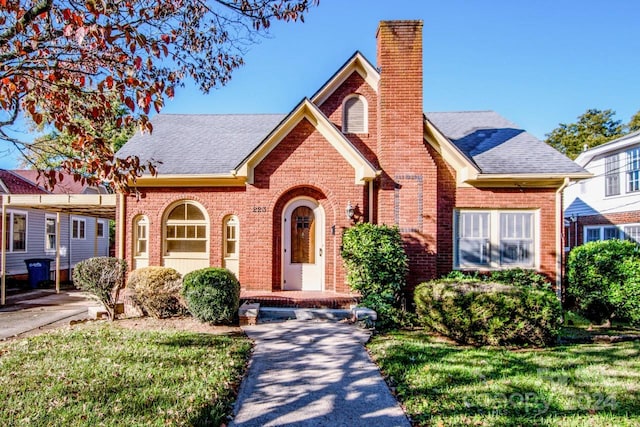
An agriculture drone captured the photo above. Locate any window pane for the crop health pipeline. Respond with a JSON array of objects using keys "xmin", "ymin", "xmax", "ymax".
[
  {"xmin": 500, "ymin": 241, "xmax": 533, "ymax": 266},
  {"xmin": 627, "ymin": 148, "xmax": 640, "ymax": 193},
  {"xmin": 167, "ymin": 239, "xmax": 206, "ymax": 253},
  {"xmin": 186, "ymin": 204, "xmax": 205, "ymax": 220},
  {"xmin": 585, "ymin": 228, "xmax": 601, "ymax": 242},
  {"xmin": 46, "ymin": 218, "xmax": 56, "ymax": 250},
  {"xmin": 79, "ymin": 220, "xmax": 85, "ymax": 239},
  {"xmin": 97, "ymin": 222, "xmax": 104, "ymax": 237},
  {"xmin": 226, "ymin": 240, "xmax": 236, "ymax": 255},
  {"xmin": 46, "ymin": 218, "xmax": 56, "ymax": 234},
  {"xmin": 499, "ymin": 213, "xmax": 533, "ymax": 266},
  {"xmin": 603, "ymin": 227, "xmax": 619, "ymax": 240},
  {"xmin": 137, "ymin": 240, "xmax": 147, "ymax": 255},
  {"xmin": 605, "ymin": 154, "xmax": 620, "ymax": 196},
  {"xmin": 13, "ymin": 214, "xmax": 26, "ymax": 251},
  {"xmin": 168, "ymin": 204, "xmax": 185, "ymax": 220},
  {"xmin": 624, "ymin": 226, "xmax": 640, "ymax": 243},
  {"xmin": 459, "ymin": 238, "xmax": 490, "ymax": 265},
  {"xmin": 500, "ymin": 213, "xmax": 532, "ymax": 239}
]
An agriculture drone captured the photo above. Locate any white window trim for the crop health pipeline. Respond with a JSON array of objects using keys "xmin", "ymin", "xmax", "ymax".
[
  {"xmin": 5, "ymin": 210, "xmax": 28, "ymax": 253},
  {"xmin": 96, "ymin": 220, "xmax": 106, "ymax": 238},
  {"xmin": 454, "ymin": 209, "xmax": 540, "ymax": 270},
  {"xmin": 223, "ymin": 215, "xmax": 239, "ymax": 261},
  {"xmin": 584, "ymin": 223, "xmax": 640, "ymax": 244},
  {"xmin": 71, "ymin": 217, "xmax": 86, "ymax": 240},
  {"xmin": 604, "ymin": 153, "xmax": 621, "ymax": 197},
  {"xmin": 163, "ymin": 201, "xmax": 209, "ymax": 258},
  {"xmin": 626, "ymin": 147, "xmax": 640, "ymax": 193},
  {"xmin": 133, "ymin": 216, "xmax": 149, "ymax": 258},
  {"xmin": 342, "ymin": 94, "xmax": 368, "ymax": 134},
  {"xmin": 45, "ymin": 214, "xmax": 57, "ymax": 253}
]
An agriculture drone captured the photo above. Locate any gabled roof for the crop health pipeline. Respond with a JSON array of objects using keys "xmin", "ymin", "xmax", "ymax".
[
  {"xmin": 574, "ymin": 130, "xmax": 640, "ymax": 167},
  {"xmin": 310, "ymin": 51, "xmax": 379, "ymax": 105},
  {"xmin": 235, "ymin": 98, "xmax": 378, "ymax": 185},
  {"xmin": 427, "ymin": 111, "xmax": 588, "ymax": 177},
  {"xmin": 0, "ymin": 170, "xmax": 47, "ymax": 195},
  {"xmin": 117, "ymin": 114, "xmax": 285, "ymax": 175},
  {"xmin": 11, "ymin": 170, "xmax": 108, "ymax": 194}
]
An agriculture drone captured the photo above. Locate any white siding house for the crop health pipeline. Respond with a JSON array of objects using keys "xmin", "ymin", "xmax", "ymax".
[{"xmin": 564, "ymin": 131, "xmax": 640, "ymax": 249}]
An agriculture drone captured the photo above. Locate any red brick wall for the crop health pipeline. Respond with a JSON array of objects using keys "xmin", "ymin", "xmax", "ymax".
[
  {"xmin": 568, "ymin": 210, "xmax": 640, "ymax": 249},
  {"xmin": 454, "ymin": 186, "xmax": 559, "ymax": 282},
  {"xmin": 122, "ymin": 118, "xmax": 369, "ymax": 293}
]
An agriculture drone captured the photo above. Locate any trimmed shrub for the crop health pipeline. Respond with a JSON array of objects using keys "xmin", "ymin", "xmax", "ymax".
[
  {"xmin": 444, "ymin": 268, "xmax": 551, "ymax": 289},
  {"xmin": 341, "ymin": 223, "xmax": 409, "ymax": 330},
  {"xmin": 566, "ymin": 239, "xmax": 640, "ymax": 324},
  {"xmin": 414, "ymin": 279, "xmax": 562, "ymax": 346},
  {"xmin": 73, "ymin": 257, "xmax": 127, "ymax": 320},
  {"xmin": 127, "ymin": 266, "xmax": 187, "ymax": 319},
  {"xmin": 182, "ymin": 268, "xmax": 240, "ymax": 324}
]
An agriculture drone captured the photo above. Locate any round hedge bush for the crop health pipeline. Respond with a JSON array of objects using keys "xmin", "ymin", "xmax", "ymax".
[
  {"xmin": 127, "ymin": 266, "xmax": 186, "ymax": 319},
  {"xmin": 182, "ymin": 268, "xmax": 240, "ymax": 324},
  {"xmin": 414, "ymin": 279, "xmax": 562, "ymax": 347}
]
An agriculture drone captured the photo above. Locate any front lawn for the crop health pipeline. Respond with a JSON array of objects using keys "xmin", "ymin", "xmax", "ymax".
[
  {"xmin": 0, "ymin": 323, "xmax": 251, "ymax": 426},
  {"xmin": 368, "ymin": 331, "xmax": 640, "ymax": 426}
]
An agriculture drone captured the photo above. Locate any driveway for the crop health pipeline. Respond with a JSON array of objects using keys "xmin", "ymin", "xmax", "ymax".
[
  {"xmin": 0, "ymin": 290, "xmax": 102, "ymax": 340},
  {"xmin": 231, "ymin": 320, "xmax": 410, "ymax": 427}
]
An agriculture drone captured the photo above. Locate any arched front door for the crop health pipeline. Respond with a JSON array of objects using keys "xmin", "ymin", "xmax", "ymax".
[{"xmin": 282, "ymin": 198, "xmax": 324, "ymax": 291}]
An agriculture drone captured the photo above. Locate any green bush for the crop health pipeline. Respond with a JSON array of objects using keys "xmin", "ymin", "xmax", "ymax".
[
  {"xmin": 566, "ymin": 239, "xmax": 640, "ymax": 324},
  {"xmin": 182, "ymin": 268, "xmax": 240, "ymax": 324},
  {"xmin": 341, "ymin": 223, "xmax": 409, "ymax": 330},
  {"xmin": 414, "ymin": 279, "xmax": 562, "ymax": 346},
  {"xmin": 444, "ymin": 268, "xmax": 551, "ymax": 289},
  {"xmin": 127, "ymin": 266, "xmax": 187, "ymax": 319},
  {"xmin": 73, "ymin": 257, "xmax": 127, "ymax": 320}
]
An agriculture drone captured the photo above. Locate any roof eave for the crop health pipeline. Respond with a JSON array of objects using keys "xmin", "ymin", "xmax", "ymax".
[
  {"xmin": 468, "ymin": 172, "xmax": 593, "ymax": 188},
  {"xmin": 130, "ymin": 174, "xmax": 246, "ymax": 188}
]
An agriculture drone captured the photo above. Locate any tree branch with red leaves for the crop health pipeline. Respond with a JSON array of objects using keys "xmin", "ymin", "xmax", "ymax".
[{"xmin": 0, "ymin": 0, "xmax": 318, "ymax": 190}]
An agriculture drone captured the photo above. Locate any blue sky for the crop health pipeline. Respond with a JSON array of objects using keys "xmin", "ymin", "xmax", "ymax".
[{"xmin": 1, "ymin": 0, "xmax": 639, "ymax": 169}]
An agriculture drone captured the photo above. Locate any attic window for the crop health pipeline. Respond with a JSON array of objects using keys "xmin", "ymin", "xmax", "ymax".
[{"xmin": 343, "ymin": 95, "xmax": 367, "ymax": 134}]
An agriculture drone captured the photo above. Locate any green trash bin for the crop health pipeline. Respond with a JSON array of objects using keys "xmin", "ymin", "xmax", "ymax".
[{"xmin": 24, "ymin": 259, "xmax": 53, "ymax": 289}]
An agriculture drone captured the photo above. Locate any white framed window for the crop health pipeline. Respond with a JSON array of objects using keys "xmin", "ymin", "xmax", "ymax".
[
  {"xmin": 604, "ymin": 154, "xmax": 620, "ymax": 196},
  {"xmin": 627, "ymin": 147, "xmax": 640, "ymax": 193},
  {"xmin": 72, "ymin": 218, "xmax": 86, "ymax": 240},
  {"xmin": 4, "ymin": 210, "xmax": 27, "ymax": 253},
  {"xmin": 455, "ymin": 210, "xmax": 538, "ymax": 269},
  {"xmin": 624, "ymin": 225, "xmax": 640, "ymax": 243},
  {"xmin": 584, "ymin": 226, "xmax": 620, "ymax": 243},
  {"xmin": 133, "ymin": 216, "xmax": 148, "ymax": 257},
  {"xmin": 45, "ymin": 215, "xmax": 57, "ymax": 252},
  {"xmin": 223, "ymin": 215, "xmax": 240, "ymax": 277},
  {"xmin": 96, "ymin": 221, "xmax": 106, "ymax": 238},
  {"xmin": 342, "ymin": 94, "xmax": 367, "ymax": 134},
  {"xmin": 164, "ymin": 201, "xmax": 208, "ymax": 255}
]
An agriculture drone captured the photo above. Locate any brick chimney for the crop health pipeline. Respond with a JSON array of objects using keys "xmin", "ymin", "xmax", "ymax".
[{"xmin": 375, "ymin": 20, "xmax": 437, "ymax": 285}]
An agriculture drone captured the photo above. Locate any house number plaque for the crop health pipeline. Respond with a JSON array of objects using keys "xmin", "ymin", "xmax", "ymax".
[{"xmin": 252, "ymin": 206, "xmax": 267, "ymax": 213}]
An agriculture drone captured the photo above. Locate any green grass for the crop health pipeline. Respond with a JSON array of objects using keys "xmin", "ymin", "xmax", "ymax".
[
  {"xmin": 368, "ymin": 330, "xmax": 640, "ymax": 426},
  {"xmin": 0, "ymin": 323, "xmax": 251, "ymax": 426}
]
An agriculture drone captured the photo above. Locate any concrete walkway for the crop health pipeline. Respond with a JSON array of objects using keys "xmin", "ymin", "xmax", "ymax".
[
  {"xmin": 231, "ymin": 320, "xmax": 410, "ymax": 427},
  {"xmin": 0, "ymin": 290, "xmax": 102, "ymax": 340}
]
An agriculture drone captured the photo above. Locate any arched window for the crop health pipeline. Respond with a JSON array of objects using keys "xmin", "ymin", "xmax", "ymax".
[
  {"xmin": 342, "ymin": 95, "xmax": 367, "ymax": 133},
  {"xmin": 164, "ymin": 201, "xmax": 208, "ymax": 255},
  {"xmin": 223, "ymin": 215, "xmax": 239, "ymax": 277},
  {"xmin": 133, "ymin": 215, "xmax": 149, "ymax": 269}
]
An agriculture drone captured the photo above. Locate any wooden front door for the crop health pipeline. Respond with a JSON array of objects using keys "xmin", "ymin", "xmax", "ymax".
[{"xmin": 283, "ymin": 199, "xmax": 324, "ymax": 291}]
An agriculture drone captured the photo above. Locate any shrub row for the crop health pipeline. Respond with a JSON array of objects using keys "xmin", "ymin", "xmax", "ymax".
[
  {"xmin": 566, "ymin": 239, "xmax": 640, "ymax": 325},
  {"xmin": 415, "ymin": 271, "xmax": 562, "ymax": 347}
]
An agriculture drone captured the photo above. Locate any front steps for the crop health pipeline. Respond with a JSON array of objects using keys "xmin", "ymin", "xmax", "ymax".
[{"xmin": 239, "ymin": 302, "xmax": 377, "ymax": 326}]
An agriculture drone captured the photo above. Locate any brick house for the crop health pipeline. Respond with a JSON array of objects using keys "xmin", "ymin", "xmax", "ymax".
[
  {"xmin": 564, "ymin": 130, "xmax": 640, "ymax": 250},
  {"xmin": 116, "ymin": 20, "xmax": 588, "ymax": 296}
]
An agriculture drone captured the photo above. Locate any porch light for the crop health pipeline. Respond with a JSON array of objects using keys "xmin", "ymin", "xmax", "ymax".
[{"xmin": 346, "ymin": 201, "xmax": 355, "ymax": 220}]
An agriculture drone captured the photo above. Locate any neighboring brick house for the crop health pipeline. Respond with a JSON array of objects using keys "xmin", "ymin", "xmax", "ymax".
[
  {"xmin": 564, "ymin": 130, "xmax": 640, "ymax": 250},
  {"xmin": 116, "ymin": 20, "xmax": 588, "ymax": 295}
]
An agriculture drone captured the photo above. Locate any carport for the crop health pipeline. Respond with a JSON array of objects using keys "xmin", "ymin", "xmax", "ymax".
[{"xmin": 1, "ymin": 193, "xmax": 118, "ymax": 305}]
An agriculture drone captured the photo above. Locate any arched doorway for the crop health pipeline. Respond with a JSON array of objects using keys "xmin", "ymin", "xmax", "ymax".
[{"xmin": 282, "ymin": 197, "xmax": 324, "ymax": 291}]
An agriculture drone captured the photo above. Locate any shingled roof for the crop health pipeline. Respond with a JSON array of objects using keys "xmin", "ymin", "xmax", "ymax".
[
  {"xmin": 427, "ymin": 111, "xmax": 586, "ymax": 175},
  {"xmin": 117, "ymin": 110, "xmax": 584, "ymax": 176},
  {"xmin": 117, "ymin": 114, "xmax": 285, "ymax": 175},
  {"xmin": 0, "ymin": 169, "xmax": 47, "ymax": 195}
]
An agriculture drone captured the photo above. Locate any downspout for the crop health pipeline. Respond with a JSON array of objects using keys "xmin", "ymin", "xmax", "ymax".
[
  {"xmin": 117, "ymin": 193, "xmax": 125, "ymax": 259},
  {"xmin": 55, "ymin": 212, "xmax": 60, "ymax": 294},
  {"xmin": 1, "ymin": 197, "xmax": 7, "ymax": 305},
  {"xmin": 368, "ymin": 180, "xmax": 374, "ymax": 223},
  {"xmin": 555, "ymin": 177, "xmax": 571, "ymax": 299}
]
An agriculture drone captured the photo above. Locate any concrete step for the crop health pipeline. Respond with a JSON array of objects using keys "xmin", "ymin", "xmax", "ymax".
[{"xmin": 259, "ymin": 307, "xmax": 353, "ymax": 323}]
